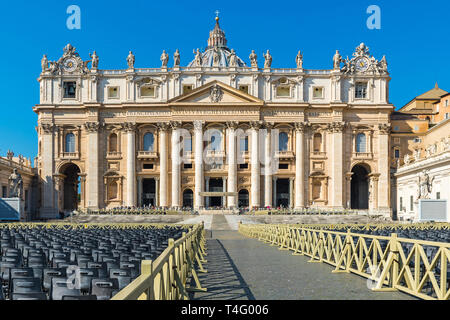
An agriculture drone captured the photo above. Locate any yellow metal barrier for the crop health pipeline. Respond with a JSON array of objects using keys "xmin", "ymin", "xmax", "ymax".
[
  {"xmin": 239, "ymin": 223, "xmax": 450, "ymax": 300},
  {"xmin": 111, "ymin": 223, "xmax": 208, "ymax": 300}
]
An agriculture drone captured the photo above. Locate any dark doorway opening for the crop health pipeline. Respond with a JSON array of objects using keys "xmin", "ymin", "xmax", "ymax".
[
  {"xmin": 208, "ymin": 178, "xmax": 223, "ymax": 207},
  {"xmin": 142, "ymin": 179, "xmax": 156, "ymax": 206},
  {"xmin": 351, "ymin": 165, "xmax": 370, "ymax": 209},
  {"xmin": 62, "ymin": 164, "xmax": 81, "ymax": 211},
  {"xmin": 238, "ymin": 189, "xmax": 249, "ymax": 208},
  {"xmin": 275, "ymin": 178, "xmax": 290, "ymax": 207},
  {"xmin": 183, "ymin": 189, "xmax": 193, "ymax": 208}
]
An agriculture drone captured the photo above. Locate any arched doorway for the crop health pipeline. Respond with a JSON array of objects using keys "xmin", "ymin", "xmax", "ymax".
[
  {"xmin": 238, "ymin": 189, "xmax": 249, "ymax": 208},
  {"xmin": 351, "ymin": 164, "xmax": 370, "ymax": 209},
  {"xmin": 182, "ymin": 189, "xmax": 193, "ymax": 208},
  {"xmin": 61, "ymin": 164, "xmax": 81, "ymax": 211}
]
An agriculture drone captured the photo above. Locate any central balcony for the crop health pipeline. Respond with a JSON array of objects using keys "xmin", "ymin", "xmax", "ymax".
[
  {"xmin": 137, "ymin": 151, "xmax": 159, "ymax": 159},
  {"xmin": 275, "ymin": 151, "xmax": 294, "ymax": 159}
]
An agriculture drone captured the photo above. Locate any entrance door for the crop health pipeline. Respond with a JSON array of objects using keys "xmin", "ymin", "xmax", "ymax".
[
  {"xmin": 182, "ymin": 189, "xmax": 193, "ymax": 208},
  {"xmin": 208, "ymin": 178, "xmax": 223, "ymax": 207},
  {"xmin": 351, "ymin": 165, "xmax": 369, "ymax": 209},
  {"xmin": 276, "ymin": 179, "xmax": 290, "ymax": 208},
  {"xmin": 142, "ymin": 179, "xmax": 156, "ymax": 206},
  {"xmin": 238, "ymin": 189, "xmax": 249, "ymax": 208},
  {"xmin": 62, "ymin": 164, "xmax": 81, "ymax": 211}
]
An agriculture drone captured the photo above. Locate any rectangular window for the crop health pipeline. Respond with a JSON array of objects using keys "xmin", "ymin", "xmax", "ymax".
[
  {"xmin": 239, "ymin": 163, "xmax": 248, "ymax": 169},
  {"xmin": 394, "ymin": 149, "xmax": 400, "ymax": 159},
  {"xmin": 183, "ymin": 85, "xmax": 193, "ymax": 94},
  {"xmin": 143, "ymin": 163, "xmax": 154, "ymax": 170},
  {"xmin": 183, "ymin": 163, "xmax": 193, "ymax": 169},
  {"xmin": 394, "ymin": 138, "xmax": 400, "ymax": 144},
  {"xmin": 445, "ymin": 113, "xmax": 449, "ymax": 120},
  {"xmin": 276, "ymin": 86, "xmax": 290, "ymax": 97},
  {"xmin": 63, "ymin": 81, "xmax": 76, "ymax": 99},
  {"xmin": 140, "ymin": 86, "xmax": 155, "ymax": 97},
  {"xmin": 410, "ymin": 196, "xmax": 414, "ymax": 211},
  {"xmin": 436, "ymin": 192, "xmax": 440, "ymax": 200},
  {"xmin": 2, "ymin": 186, "xmax": 6, "ymax": 198},
  {"xmin": 238, "ymin": 85, "xmax": 249, "ymax": 94},
  {"xmin": 313, "ymin": 87, "xmax": 324, "ymax": 99},
  {"xmin": 355, "ymin": 82, "xmax": 368, "ymax": 99},
  {"xmin": 108, "ymin": 87, "xmax": 119, "ymax": 99},
  {"xmin": 239, "ymin": 136, "xmax": 248, "ymax": 152},
  {"xmin": 399, "ymin": 197, "xmax": 403, "ymax": 211},
  {"xmin": 279, "ymin": 163, "xmax": 289, "ymax": 170},
  {"xmin": 445, "ymin": 100, "xmax": 449, "ymax": 107}
]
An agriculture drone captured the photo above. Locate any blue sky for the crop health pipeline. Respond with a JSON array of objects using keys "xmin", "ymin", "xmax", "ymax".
[{"xmin": 0, "ymin": 0, "xmax": 449, "ymax": 160}]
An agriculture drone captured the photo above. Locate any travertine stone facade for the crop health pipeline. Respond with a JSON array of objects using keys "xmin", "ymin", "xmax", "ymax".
[
  {"xmin": 34, "ymin": 18, "xmax": 393, "ymax": 218},
  {"xmin": 0, "ymin": 152, "xmax": 38, "ymax": 220}
]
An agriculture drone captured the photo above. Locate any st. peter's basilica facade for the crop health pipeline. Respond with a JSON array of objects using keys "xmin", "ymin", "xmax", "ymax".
[{"xmin": 34, "ymin": 17, "xmax": 392, "ymax": 218}]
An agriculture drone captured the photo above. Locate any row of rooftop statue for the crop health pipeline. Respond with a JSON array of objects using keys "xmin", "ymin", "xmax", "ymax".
[{"xmin": 41, "ymin": 43, "xmax": 388, "ymax": 74}]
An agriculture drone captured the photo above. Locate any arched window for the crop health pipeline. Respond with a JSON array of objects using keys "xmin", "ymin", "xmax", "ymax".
[
  {"xmin": 356, "ymin": 133, "xmax": 367, "ymax": 153},
  {"xmin": 210, "ymin": 131, "xmax": 222, "ymax": 151},
  {"xmin": 65, "ymin": 133, "xmax": 75, "ymax": 153},
  {"xmin": 279, "ymin": 132, "xmax": 288, "ymax": 151},
  {"xmin": 143, "ymin": 133, "xmax": 155, "ymax": 151},
  {"xmin": 109, "ymin": 133, "xmax": 118, "ymax": 152},
  {"xmin": 239, "ymin": 136, "xmax": 249, "ymax": 152},
  {"xmin": 313, "ymin": 133, "xmax": 322, "ymax": 152}
]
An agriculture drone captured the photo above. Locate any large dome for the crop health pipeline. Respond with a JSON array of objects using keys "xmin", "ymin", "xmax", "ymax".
[{"xmin": 188, "ymin": 17, "xmax": 247, "ymax": 68}]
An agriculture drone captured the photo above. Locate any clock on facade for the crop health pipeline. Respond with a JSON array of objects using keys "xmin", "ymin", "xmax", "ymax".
[
  {"xmin": 355, "ymin": 57, "xmax": 369, "ymax": 72},
  {"xmin": 63, "ymin": 58, "xmax": 78, "ymax": 72}
]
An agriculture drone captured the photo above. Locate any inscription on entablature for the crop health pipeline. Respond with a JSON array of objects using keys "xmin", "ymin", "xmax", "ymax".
[
  {"xmin": 126, "ymin": 111, "xmax": 171, "ymax": 117},
  {"xmin": 261, "ymin": 111, "xmax": 303, "ymax": 116},
  {"xmin": 172, "ymin": 110, "xmax": 258, "ymax": 115},
  {"xmin": 307, "ymin": 112, "xmax": 332, "ymax": 117}
]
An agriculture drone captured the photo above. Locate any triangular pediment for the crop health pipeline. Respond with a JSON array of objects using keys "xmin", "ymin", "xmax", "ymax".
[{"xmin": 168, "ymin": 80, "xmax": 263, "ymax": 106}]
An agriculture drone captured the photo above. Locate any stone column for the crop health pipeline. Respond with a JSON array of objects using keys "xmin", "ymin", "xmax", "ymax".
[
  {"xmin": 137, "ymin": 176, "xmax": 143, "ymax": 207},
  {"xmin": 222, "ymin": 177, "xmax": 227, "ymax": 207},
  {"xmin": 40, "ymin": 123, "xmax": 57, "ymax": 218},
  {"xmin": 155, "ymin": 177, "xmax": 160, "ymax": 207},
  {"xmin": 295, "ymin": 122, "xmax": 306, "ymax": 209},
  {"xmin": 171, "ymin": 121, "xmax": 182, "ymax": 209},
  {"xmin": 377, "ymin": 124, "xmax": 391, "ymax": 213},
  {"xmin": 205, "ymin": 177, "xmax": 210, "ymax": 208},
  {"xmin": 329, "ymin": 122, "xmax": 345, "ymax": 208},
  {"xmin": 226, "ymin": 121, "xmax": 238, "ymax": 208},
  {"xmin": 194, "ymin": 120, "xmax": 204, "ymax": 209},
  {"xmin": 124, "ymin": 122, "xmax": 136, "ymax": 207},
  {"xmin": 273, "ymin": 177, "xmax": 278, "ymax": 207},
  {"xmin": 85, "ymin": 122, "xmax": 101, "ymax": 209},
  {"xmin": 289, "ymin": 177, "xmax": 294, "ymax": 208},
  {"xmin": 264, "ymin": 122, "xmax": 273, "ymax": 208},
  {"xmin": 369, "ymin": 174, "xmax": 380, "ymax": 211},
  {"xmin": 250, "ymin": 121, "xmax": 262, "ymax": 209},
  {"xmin": 345, "ymin": 172, "xmax": 354, "ymax": 209},
  {"xmin": 158, "ymin": 123, "xmax": 169, "ymax": 207}
]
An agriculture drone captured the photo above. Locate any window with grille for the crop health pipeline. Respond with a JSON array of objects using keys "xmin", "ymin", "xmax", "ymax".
[
  {"xmin": 355, "ymin": 82, "xmax": 367, "ymax": 99},
  {"xmin": 356, "ymin": 133, "xmax": 366, "ymax": 153},
  {"xmin": 279, "ymin": 132, "xmax": 288, "ymax": 151},
  {"xmin": 65, "ymin": 133, "xmax": 75, "ymax": 153},
  {"xmin": 143, "ymin": 133, "xmax": 154, "ymax": 151}
]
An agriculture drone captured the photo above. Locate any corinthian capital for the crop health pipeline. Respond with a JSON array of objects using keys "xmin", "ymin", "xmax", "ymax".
[
  {"xmin": 193, "ymin": 120, "xmax": 205, "ymax": 131},
  {"xmin": 327, "ymin": 121, "xmax": 346, "ymax": 133},
  {"xmin": 249, "ymin": 120, "xmax": 263, "ymax": 130},
  {"xmin": 169, "ymin": 121, "xmax": 182, "ymax": 130},
  {"xmin": 40, "ymin": 123, "xmax": 54, "ymax": 134},
  {"xmin": 226, "ymin": 121, "xmax": 239, "ymax": 130},
  {"xmin": 157, "ymin": 122, "xmax": 170, "ymax": 131},
  {"xmin": 378, "ymin": 123, "xmax": 391, "ymax": 134},
  {"xmin": 294, "ymin": 122, "xmax": 308, "ymax": 133},
  {"xmin": 122, "ymin": 122, "xmax": 137, "ymax": 132},
  {"xmin": 84, "ymin": 122, "xmax": 101, "ymax": 133}
]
